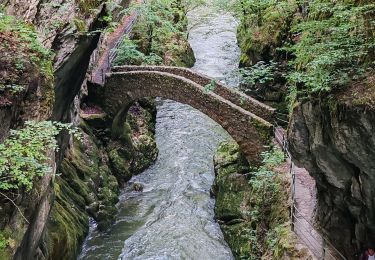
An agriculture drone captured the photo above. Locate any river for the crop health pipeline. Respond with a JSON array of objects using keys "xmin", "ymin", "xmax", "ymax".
[{"xmin": 78, "ymin": 2, "xmax": 240, "ymax": 259}]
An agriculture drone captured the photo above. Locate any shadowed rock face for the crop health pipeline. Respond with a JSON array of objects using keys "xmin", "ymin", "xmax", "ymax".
[
  {"xmin": 1, "ymin": 1, "xmax": 110, "ymax": 259},
  {"xmin": 288, "ymin": 100, "xmax": 375, "ymax": 258},
  {"xmin": 90, "ymin": 67, "xmax": 275, "ymax": 165}
]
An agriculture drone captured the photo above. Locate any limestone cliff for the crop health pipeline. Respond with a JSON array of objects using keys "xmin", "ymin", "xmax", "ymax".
[{"xmin": 288, "ymin": 77, "xmax": 375, "ymax": 258}]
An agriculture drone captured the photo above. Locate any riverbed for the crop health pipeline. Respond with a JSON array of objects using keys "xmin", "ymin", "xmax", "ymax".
[{"xmin": 78, "ymin": 2, "xmax": 240, "ymax": 259}]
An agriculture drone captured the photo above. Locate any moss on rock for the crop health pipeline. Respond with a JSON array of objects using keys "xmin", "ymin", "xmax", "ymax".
[
  {"xmin": 46, "ymin": 187, "xmax": 89, "ymax": 260},
  {"xmin": 45, "ymin": 125, "xmax": 120, "ymax": 259},
  {"xmin": 222, "ymin": 222, "xmax": 254, "ymax": 258},
  {"xmin": 213, "ymin": 141, "xmax": 305, "ymax": 259},
  {"xmin": 108, "ymin": 146, "xmax": 133, "ymax": 181},
  {"xmin": 213, "ymin": 141, "xmax": 253, "ymax": 258},
  {"xmin": 43, "ymin": 99, "xmax": 158, "ymax": 258}
]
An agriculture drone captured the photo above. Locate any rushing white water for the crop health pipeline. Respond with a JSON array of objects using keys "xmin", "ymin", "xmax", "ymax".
[
  {"xmin": 78, "ymin": 2, "xmax": 240, "ymax": 259},
  {"xmin": 188, "ymin": 4, "xmax": 240, "ymax": 86}
]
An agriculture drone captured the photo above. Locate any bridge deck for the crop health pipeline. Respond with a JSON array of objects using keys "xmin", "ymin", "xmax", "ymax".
[
  {"xmin": 96, "ymin": 70, "xmax": 274, "ymax": 165},
  {"xmin": 112, "ymin": 65, "xmax": 275, "ymax": 122}
]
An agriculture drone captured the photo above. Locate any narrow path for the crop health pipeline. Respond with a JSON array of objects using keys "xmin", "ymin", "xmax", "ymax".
[
  {"xmin": 275, "ymin": 127, "xmax": 344, "ymax": 259},
  {"xmin": 275, "ymin": 127, "xmax": 320, "ymax": 258},
  {"xmin": 293, "ymin": 164, "xmax": 322, "ymax": 258},
  {"xmin": 90, "ymin": 0, "xmax": 142, "ymax": 85}
]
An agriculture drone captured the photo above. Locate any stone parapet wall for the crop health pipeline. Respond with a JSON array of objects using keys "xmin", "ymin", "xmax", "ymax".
[
  {"xmin": 112, "ymin": 66, "xmax": 275, "ymax": 122},
  {"xmin": 90, "ymin": 70, "xmax": 274, "ymax": 165}
]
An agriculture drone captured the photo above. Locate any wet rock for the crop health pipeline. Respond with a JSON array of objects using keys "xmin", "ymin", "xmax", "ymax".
[{"xmin": 132, "ymin": 183, "xmax": 144, "ymax": 192}]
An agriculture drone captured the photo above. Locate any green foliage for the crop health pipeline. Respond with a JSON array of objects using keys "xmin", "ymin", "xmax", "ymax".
[
  {"xmin": 0, "ymin": 232, "xmax": 8, "ymax": 250},
  {"xmin": 0, "ymin": 84, "xmax": 25, "ymax": 94},
  {"xmin": 260, "ymin": 146, "xmax": 285, "ymax": 166},
  {"xmin": 286, "ymin": 85, "xmax": 297, "ymax": 114},
  {"xmin": 246, "ymin": 146, "xmax": 287, "ymax": 257},
  {"xmin": 114, "ymin": 36, "xmax": 163, "ymax": 65},
  {"xmin": 286, "ymin": 0, "xmax": 375, "ymax": 93},
  {"xmin": 114, "ymin": 37, "xmax": 145, "ymax": 65},
  {"xmin": 0, "ymin": 121, "xmax": 81, "ymax": 191},
  {"xmin": 204, "ymin": 80, "xmax": 217, "ymax": 93},
  {"xmin": 240, "ymin": 61, "xmax": 277, "ymax": 86},
  {"xmin": 225, "ymin": 0, "xmax": 299, "ymax": 65},
  {"xmin": 115, "ymin": 0, "xmax": 191, "ymax": 66},
  {"xmin": 249, "ymin": 170, "xmax": 282, "ymax": 222},
  {"xmin": 0, "ymin": 13, "xmax": 54, "ymax": 80},
  {"xmin": 73, "ymin": 18, "xmax": 86, "ymax": 32},
  {"xmin": 76, "ymin": 0, "xmax": 102, "ymax": 14},
  {"xmin": 233, "ymin": 0, "xmax": 374, "ymax": 96},
  {"xmin": 265, "ymin": 223, "xmax": 297, "ymax": 258},
  {"xmin": 214, "ymin": 143, "xmax": 291, "ymax": 259}
]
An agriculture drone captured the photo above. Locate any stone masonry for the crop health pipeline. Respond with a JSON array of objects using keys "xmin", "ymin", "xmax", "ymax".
[{"xmin": 90, "ymin": 66, "xmax": 275, "ymax": 165}]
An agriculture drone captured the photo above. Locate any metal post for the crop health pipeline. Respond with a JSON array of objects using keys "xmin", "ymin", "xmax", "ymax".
[
  {"xmin": 291, "ymin": 163, "xmax": 296, "ymax": 231},
  {"xmin": 322, "ymin": 239, "xmax": 327, "ymax": 259}
]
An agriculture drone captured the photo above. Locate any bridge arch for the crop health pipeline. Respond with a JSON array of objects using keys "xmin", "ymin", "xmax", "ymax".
[{"xmin": 91, "ymin": 69, "xmax": 274, "ymax": 165}]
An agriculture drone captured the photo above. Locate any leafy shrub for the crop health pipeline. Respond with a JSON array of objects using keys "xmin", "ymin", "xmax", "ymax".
[
  {"xmin": 230, "ymin": 0, "xmax": 299, "ymax": 65},
  {"xmin": 232, "ymin": 0, "xmax": 374, "ymax": 103},
  {"xmin": 286, "ymin": 0, "xmax": 375, "ymax": 93},
  {"xmin": 240, "ymin": 61, "xmax": 277, "ymax": 86},
  {"xmin": 246, "ymin": 147, "xmax": 288, "ymax": 257},
  {"xmin": 114, "ymin": 37, "xmax": 163, "ymax": 65},
  {"xmin": 266, "ymin": 223, "xmax": 297, "ymax": 258},
  {"xmin": 0, "ymin": 13, "xmax": 54, "ymax": 74},
  {"xmin": 114, "ymin": 37, "xmax": 147, "ymax": 65},
  {"xmin": 261, "ymin": 147, "xmax": 285, "ymax": 166},
  {"xmin": 116, "ymin": 0, "xmax": 190, "ymax": 66},
  {"xmin": 0, "ymin": 232, "xmax": 8, "ymax": 250},
  {"xmin": 75, "ymin": 0, "xmax": 102, "ymax": 14},
  {"xmin": 204, "ymin": 80, "xmax": 217, "ymax": 93},
  {"xmin": 250, "ymin": 148, "xmax": 285, "ymax": 218},
  {"xmin": 0, "ymin": 121, "xmax": 80, "ymax": 191},
  {"xmin": 0, "ymin": 13, "xmax": 54, "ymax": 86}
]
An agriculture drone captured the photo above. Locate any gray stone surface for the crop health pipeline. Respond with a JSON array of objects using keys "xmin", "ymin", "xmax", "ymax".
[
  {"xmin": 91, "ymin": 69, "xmax": 275, "ymax": 165},
  {"xmin": 288, "ymin": 99, "xmax": 375, "ymax": 258}
]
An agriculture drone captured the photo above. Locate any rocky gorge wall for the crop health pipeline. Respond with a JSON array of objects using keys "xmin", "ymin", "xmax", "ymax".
[
  {"xmin": 288, "ymin": 86, "xmax": 375, "ymax": 257},
  {"xmin": 0, "ymin": 0, "xmax": 197, "ymax": 258},
  {"xmin": 43, "ymin": 100, "xmax": 158, "ymax": 260},
  {"xmin": 234, "ymin": 0, "xmax": 374, "ymax": 257},
  {"xmin": 0, "ymin": 0, "xmax": 160, "ymax": 259}
]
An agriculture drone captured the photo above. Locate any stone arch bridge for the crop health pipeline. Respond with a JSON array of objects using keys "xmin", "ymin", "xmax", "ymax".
[{"xmin": 89, "ymin": 65, "xmax": 275, "ymax": 165}]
